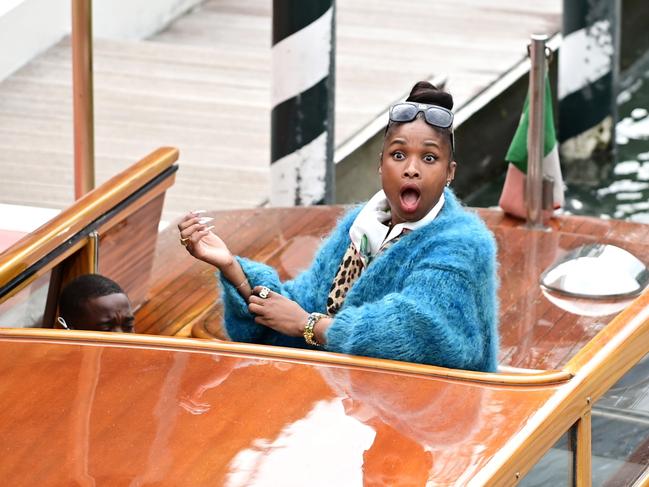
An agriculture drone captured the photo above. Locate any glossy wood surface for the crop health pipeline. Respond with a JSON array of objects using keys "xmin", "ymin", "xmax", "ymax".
[
  {"xmin": 0, "ymin": 333, "xmax": 562, "ymax": 486},
  {"xmin": 0, "ymin": 182, "xmax": 170, "ymax": 329},
  {"xmin": 98, "ymin": 193, "xmax": 166, "ymax": 310},
  {"xmin": 478, "ymin": 287, "xmax": 649, "ymax": 486},
  {"xmin": 2, "ymin": 203, "xmax": 647, "ymax": 485},
  {"xmin": 576, "ymin": 412, "xmax": 592, "ymax": 487},
  {"xmin": 0, "ymin": 328, "xmax": 571, "ymax": 387},
  {"xmin": 137, "ymin": 206, "xmax": 345, "ymax": 337},
  {"xmin": 0, "ymin": 147, "xmax": 178, "ymax": 301},
  {"xmin": 3, "ymin": 202, "xmax": 649, "ymax": 486},
  {"xmin": 140, "ymin": 206, "xmax": 649, "ymax": 373}
]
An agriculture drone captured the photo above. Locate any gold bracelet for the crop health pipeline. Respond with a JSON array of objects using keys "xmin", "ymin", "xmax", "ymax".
[
  {"xmin": 235, "ymin": 278, "xmax": 249, "ymax": 290},
  {"xmin": 303, "ymin": 312, "xmax": 327, "ymax": 346}
]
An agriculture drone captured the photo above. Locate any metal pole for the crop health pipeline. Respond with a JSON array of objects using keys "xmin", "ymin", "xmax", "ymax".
[
  {"xmin": 71, "ymin": 0, "xmax": 95, "ymax": 199},
  {"xmin": 270, "ymin": 0, "xmax": 335, "ymax": 206},
  {"xmin": 87, "ymin": 231, "xmax": 99, "ymax": 273},
  {"xmin": 526, "ymin": 34, "xmax": 547, "ymax": 229}
]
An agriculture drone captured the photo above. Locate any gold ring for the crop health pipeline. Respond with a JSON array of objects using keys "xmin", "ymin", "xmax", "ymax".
[
  {"xmin": 258, "ymin": 286, "xmax": 271, "ymax": 299},
  {"xmin": 180, "ymin": 236, "xmax": 190, "ymax": 247}
]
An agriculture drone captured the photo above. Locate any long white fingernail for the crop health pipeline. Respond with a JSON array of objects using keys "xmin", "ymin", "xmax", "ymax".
[
  {"xmin": 191, "ymin": 210, "xmax": 207, "ymax": 215},
  {"xmin": 198, "ymin": 217, "xmax": 213, "ymax": 224},
  {"xmin": 205, "ymin": 225, "xmax": 215, "ymax": 231}
]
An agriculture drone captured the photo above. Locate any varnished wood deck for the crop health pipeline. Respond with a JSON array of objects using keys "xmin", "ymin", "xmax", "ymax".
[
  {"xmin": 0, "ymin": 332, "xmax": 564, "ymax": 485},
  {"xmin": 0, "ymin": 0, "xmax": 560, "ymax": 220},
  {"xmin": 136, "ymin": 206, "xmax": 344, "ymax": 337},
  {"xmin": 137, "ymin": 207, "xmax": 649, "ymax": 373}
]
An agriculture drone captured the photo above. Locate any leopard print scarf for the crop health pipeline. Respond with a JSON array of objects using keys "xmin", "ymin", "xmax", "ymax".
[{"xmin": 326, "ymin": 230, "xmax": 409, "ymax": 316}]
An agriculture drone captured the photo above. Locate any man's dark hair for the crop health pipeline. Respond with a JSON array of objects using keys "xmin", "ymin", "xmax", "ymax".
[{"xmin": 59, "ymin": 274, "xmax": 125, "ymax": 324}]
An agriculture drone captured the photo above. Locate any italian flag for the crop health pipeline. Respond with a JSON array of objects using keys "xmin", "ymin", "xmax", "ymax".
[{"xmin": 498, "ymin": 77, "xmax": 564, "ymax": 219}]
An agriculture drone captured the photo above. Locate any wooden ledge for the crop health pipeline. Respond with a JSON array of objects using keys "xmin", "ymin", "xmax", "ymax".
[
  {"xmin": 565, "ymin": 287, "xmax": 649, "ymax": 375},
  {"xmin": 0, "ymin": 147, "xmax": 179, "ymax": 287},
  {"xmin": 0, "ymin": 328, "xmax": 572, "ymax": 386}
]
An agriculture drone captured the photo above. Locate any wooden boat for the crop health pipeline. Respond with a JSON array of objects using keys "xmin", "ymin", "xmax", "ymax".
[{"xmin": 1, "ymin": 148, "xmax": 648, "ymax": 485}]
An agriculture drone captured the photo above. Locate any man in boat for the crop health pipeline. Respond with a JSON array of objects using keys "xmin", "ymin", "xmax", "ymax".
[
  {"xmin": 178, "ymin": 82, "xmax": 499, "ymax": 372},
  {"xmin": 58, "ymin": 274, "xmax": 135, "ymax": 333}
]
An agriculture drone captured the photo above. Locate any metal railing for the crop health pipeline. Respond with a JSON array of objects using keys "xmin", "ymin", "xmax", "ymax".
[
  {"xmin": 71, "ymin": 0, "xmax": 94, "ymax": 199},
  {"xmin": 526, "ymin": 34, "xmax": 548, "ymax": 228}
]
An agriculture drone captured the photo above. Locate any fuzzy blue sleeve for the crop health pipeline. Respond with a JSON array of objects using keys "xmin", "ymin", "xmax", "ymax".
[
  {"xmin": 218, "ymin": 258, "xmax": 280, "ymax": 344},
  {"xmin": 219, "ymin": 207, "xmax": 360, "ymax": 346},
  {"xmin": 325, "ymin": 266, "xmax": 495, "ymax": 372}
]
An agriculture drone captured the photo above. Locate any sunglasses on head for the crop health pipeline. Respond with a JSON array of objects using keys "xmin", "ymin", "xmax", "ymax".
[{"xmin": 388, "ymin": 102, "xmax": 455, "ymax": 153}]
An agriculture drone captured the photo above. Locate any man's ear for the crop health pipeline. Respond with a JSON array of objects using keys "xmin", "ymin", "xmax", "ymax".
[{"xmin": 378, "ymin": 152, "xmax": 383, "ymax": 174}]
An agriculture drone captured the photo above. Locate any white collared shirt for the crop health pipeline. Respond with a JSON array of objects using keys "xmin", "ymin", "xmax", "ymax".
[{"xmin": 349, "ymin": 190, "xmax": 445, "ymax": 263}]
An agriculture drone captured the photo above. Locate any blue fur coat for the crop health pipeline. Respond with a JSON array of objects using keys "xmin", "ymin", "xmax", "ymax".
[{"xmin": 219, "ymin": 188, "xmax": 499, "ymax": 372}]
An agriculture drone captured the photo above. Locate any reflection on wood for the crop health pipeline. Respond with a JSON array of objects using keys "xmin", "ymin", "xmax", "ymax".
[
  {"xmin": 99, "ymin": 193, "xmax": 165, "ymax": 310},
  {"xmin": 459, "ymin": 210, "xmax": 648, "ymax": 370},
  {"xmin": 140, "ymin": 206, "xmax": 649, "ymax": 373},
  {"xmin": 69, "ymin": 347, "xmax": 103, "ymax": 484},
  {"xmin": 0, "ymin": 147, "xmax": 178, "ymax": 291},
  {"xmin": 0, "ymin": 147, "xmax": 178, "ymax": 328},
  {"xmin": 137, "ymin": 207, "xmax": 345, "ymax": 336},
  {"xmin": 0, "ymin": 337, "xmax": 558, "ymax": 485}
]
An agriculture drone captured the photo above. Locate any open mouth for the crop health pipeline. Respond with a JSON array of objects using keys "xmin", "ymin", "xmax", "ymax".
[{"xmin": 399, "ymin": 185, "xmax": 421, "ymax": 213}]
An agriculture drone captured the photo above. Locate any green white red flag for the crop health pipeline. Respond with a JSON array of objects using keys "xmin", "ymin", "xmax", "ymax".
[{"xmin": 498, "ymin": 77, "xmax": 564, "ymax": 219}]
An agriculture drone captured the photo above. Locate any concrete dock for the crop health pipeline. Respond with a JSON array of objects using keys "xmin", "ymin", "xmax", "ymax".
[{"xmin": 0, "ymin": 0, "xmax": 560, "ymax": 221}]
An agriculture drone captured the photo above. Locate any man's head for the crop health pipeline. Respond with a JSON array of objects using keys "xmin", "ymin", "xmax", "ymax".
[{"xmin": 58, "ymin": 274, "xmax": 134, "ymax": 333}]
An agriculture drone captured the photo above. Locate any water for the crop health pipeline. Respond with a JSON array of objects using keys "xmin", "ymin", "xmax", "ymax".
[
  {"xmin": 564, "ymin": 67, "xmax": 649, "ymax": 223},
  {"xmin": 468, "ymin": 65, "xmax": 649, "ymax": 223}
]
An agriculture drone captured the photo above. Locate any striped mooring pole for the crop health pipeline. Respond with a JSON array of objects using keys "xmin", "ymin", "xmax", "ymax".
[
  {"xmin": 271, "ymin": 0, "xmax": 335, "ymax": 206},
  {"xmin": 559, "ymin": 0, "xmax": 620, "ymax": 161}
]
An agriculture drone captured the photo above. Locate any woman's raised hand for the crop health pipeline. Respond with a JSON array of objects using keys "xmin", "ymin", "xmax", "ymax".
[{"xmin": 178, "ymin": 212, "xmax": 234, "ymax": 269}]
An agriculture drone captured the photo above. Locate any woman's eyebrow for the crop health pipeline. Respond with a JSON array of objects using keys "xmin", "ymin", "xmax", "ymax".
[
  {"xmin": 387, "ymin": 138, "xmax": 407, "ymax": 146},
  {"xmin": 423, "ymin": 140, "xmax": 441, "ymax": 148}
]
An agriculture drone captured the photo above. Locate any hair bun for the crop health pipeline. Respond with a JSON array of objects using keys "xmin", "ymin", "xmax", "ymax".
[{"xmin": 406, "ymin": 81, "xmax": 453, "ymax": 110}]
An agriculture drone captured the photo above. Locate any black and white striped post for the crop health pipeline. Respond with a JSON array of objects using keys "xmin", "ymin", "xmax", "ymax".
[
  {"xmin": 559, "ymin": 0, "xmax": 620, "ymax": 161},
  {"xmin": 271, "ymin": 0, "xmax": 335, "ymax": 206}
]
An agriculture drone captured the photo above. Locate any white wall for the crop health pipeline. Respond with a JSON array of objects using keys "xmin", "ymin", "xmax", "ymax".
[
  {"xmin": 0, "ymin": 0, "xmax": 68, "ymax": 81},
  {"xmin": 0, "ymin": 0, "xmax": 204, "ymax": 81}
]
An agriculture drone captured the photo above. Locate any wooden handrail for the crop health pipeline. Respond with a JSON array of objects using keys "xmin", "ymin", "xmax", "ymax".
[
  {"xmin": 0, "ymin": 328, "xmax": 572, "ymax": 386},
  {"xmin": 477, "ymin": 286, "xmax": 649, "ymax": 486},
  {"xmin": 0, "ymin": 147, "xmax": 179, "ymax": 287},
  {"xmin": 633, "ymin": 468, "xmax": 649, "ymax": 487},
  {"xmin": 565, "ymin": 287, "xmax": 649, "ymax": 375}
]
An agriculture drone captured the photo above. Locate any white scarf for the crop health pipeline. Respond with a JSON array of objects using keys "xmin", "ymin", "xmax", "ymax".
[{"xmin": 349, "ymin": 190, "xmax": 445, "ymax": 263}]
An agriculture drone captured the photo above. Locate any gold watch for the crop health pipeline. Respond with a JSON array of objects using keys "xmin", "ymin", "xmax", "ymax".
[{"xmin": 303, "ymin": 312, "xmax": 326, "ymax": 346}]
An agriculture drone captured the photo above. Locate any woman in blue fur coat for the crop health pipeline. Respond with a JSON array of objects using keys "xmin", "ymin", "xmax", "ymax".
[{"xmin": 179, "ymin": 81, "xmax": 499, "ymax": 372}]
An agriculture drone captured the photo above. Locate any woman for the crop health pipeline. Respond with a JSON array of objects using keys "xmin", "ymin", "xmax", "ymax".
[{"xmin": 179, "ymin": 81, "xmax": 499, "ymax": 372}]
